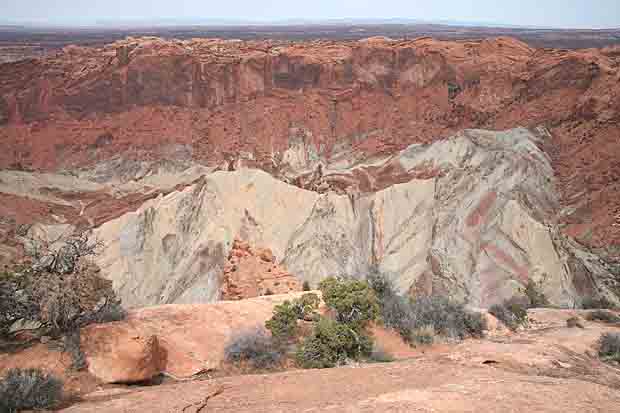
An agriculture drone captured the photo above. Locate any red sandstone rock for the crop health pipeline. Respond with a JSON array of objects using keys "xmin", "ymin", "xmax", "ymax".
[
  {"xmin": 0, "ymin": 36, "xmax": 618, "ymax": 252},
  {"xmin": 220, "ymin": 238, "xmax": 301, "ymax": 300},
  {"xmin": 81, "ymin": 324, "xmax": 165, "ymax": 384}
]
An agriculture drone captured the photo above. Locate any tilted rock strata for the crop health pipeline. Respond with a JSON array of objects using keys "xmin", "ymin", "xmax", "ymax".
[
  {"xmin": 0, "ymin": 36, "xmax": 619, "ymax": 252},
  {"xmin": 93, "ymin": 128, "xmax": 618, "ymax": 309}
]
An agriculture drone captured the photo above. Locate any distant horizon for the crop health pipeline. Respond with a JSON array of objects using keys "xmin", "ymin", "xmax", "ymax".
[
  {"xmin": 1, "ymin": 1, "xmax": 619, "ymax": 31},
  {"xmin": 0, "ymin": 17, "xmax": 618, "ymax": 31}
]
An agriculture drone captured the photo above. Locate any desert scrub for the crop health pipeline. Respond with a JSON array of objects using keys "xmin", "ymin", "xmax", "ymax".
[
  {"xmin": 489, "ymin": 298, "xmax": 529, "ymax": 331},
  {"xmin": 64, "ymin": 329, "xmax": 87, "ymax": 371},
  {"xmin": 265, "ymin": 301, "xmax": 299, "ymax": 345},
  {"xmin": 410, "ymin": 325, "xmax": 436, "ymax": 345},
  {"xmin": 368, "ymin": 273, "xmax": 486, "ymax": 343},
  {"xmin": 598, "ymin": 332, "xmax": 620, "ymax": 363},
  {"xmin": 523, "ymin": 279, "xmax": 550, "ymax": 308},
  {"xmin": 296, "ymin": 317, "xmax": 372, "ymax": 369},
  {"xmin": 319, "ymin": 277, "xmax": 379, "ymax": 330},
  {"xmin": 265, "ymin": 293, "xmax": 321, "ymax": 345},
  {"xmin": 295, "ymin": 279, "xmax": 377, "ymax": 369},
  {"xmin": 292, "ymin": 293, "xmax": 320, "ymax": 320},
  {"xmin": 1, "ymin": 230, "xmax": 126, "ymax": 340},
  {"xmin": 409, "ymin": 296, "xmax": 487, "ymax": 340},
  {"xmin": 587, "ymin": 310, "xmax": 620, "ymax": 324},
  {"xmin": 0, "ymin": 368, "xmax": 63, "ymax": 412},
  {"xmin": 224, "ymin": 328, "xmax": 283, "ymax": 370},
  {"xmin": 582, "ymin": 296, "xmax": 618, "ymax": 310}
]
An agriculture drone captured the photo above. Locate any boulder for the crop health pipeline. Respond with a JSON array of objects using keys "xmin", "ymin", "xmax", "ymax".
[{"xmin": 81, "ymin": 324, "xmax": 165, "ymax": 384}]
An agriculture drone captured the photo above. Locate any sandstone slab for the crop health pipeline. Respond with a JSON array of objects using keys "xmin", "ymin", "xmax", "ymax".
[{"xmin": 81, "ymin": 324, "xmax": 165, "ymax": 384}]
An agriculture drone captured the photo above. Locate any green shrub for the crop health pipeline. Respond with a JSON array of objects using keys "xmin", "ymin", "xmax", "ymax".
[
  {"xmin": 319, "ymin": 277, "xmax": 379, "ymax": 330},
  {"xmin": 292, "ymin": 293, "xmax": 320, "ymax": 320},
  {"xmin": 1, "ymin": 240, "xmax": 126, "ymax": 340},
  {"xmin": 264, "ymin": 293, "xmax": 321, "ymax": 345},
  {"xmin": 302, "ymin": 281, "xmax": 311, "ymax": 292},
  {"xmin": 489, "ymin": 297, "xmax": 529, "ymax": 331},
  {"xmin": 598, "ymin": 332, "xmax": 620, "ymax": 363},
  {"xmin": 64, "ymin": 329, "xmax": 87, "ymax": 371},
  {"xmin": 296, "ymin": 317, "xmax": 372, "ymax": 369},
  {"xmin": 224, "ymin": 328, "xmax": 283, "ymax": 370},
  {"xmin": 0, "ymin": 368, "xmax": 63, "ymax": 412},
  {"xmin": 411, "ymin": 325, "xmax": 436, "ymax": 345},
  {"xmin": 524, "ymin": 279, "xmax": 550, "ymax": 308},
  {"xmin": 265, "ymin": 301, "xmax": 299, "ymax": 345},
  {"xmin": 294, "ymin": 278, "xmax": 377, "ymax": 369},
  {"xmin": 462, "ymin": 311, "xmax": 487, "ymax": 339},
  {"xmin": 587, "ymin": 310, "xmax": 620, "ymax": 324},
  {"xmin": 582, "ymin": 297, "xmax": 618, "ymax": 310}
]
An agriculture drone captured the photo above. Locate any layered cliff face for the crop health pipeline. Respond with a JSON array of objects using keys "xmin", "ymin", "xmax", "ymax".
[
  {"xmin": 90, "ymin": 128, "xmax": 617, "ymax": 309},
  {"xmin": 1, "ymin": 36, "xmax": 619, "ymax": 309},
  {"xmin": 1, "ymin": 36, "xmax": 619, "ymax": 255}
]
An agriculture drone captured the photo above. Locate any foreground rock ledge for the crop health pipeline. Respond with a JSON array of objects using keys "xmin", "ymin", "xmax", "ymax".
[{"xmin": 81, "ymin": 293, "xmax": 315, "ymax": 379}]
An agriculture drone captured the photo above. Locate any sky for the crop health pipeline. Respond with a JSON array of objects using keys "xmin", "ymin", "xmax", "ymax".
[{"xmin": 1, "ymin": 0, "xmax": 619, "ymax": 29}]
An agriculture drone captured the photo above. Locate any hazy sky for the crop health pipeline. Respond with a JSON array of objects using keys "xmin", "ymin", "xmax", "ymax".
[{"xmin": 1, "ymin": 0, "xmax": 619, "ymax": 29}]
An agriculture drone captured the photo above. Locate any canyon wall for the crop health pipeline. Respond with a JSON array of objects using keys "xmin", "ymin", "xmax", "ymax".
[
  {"xmin": 1, "ymin": 36, "xmax": 619, "ymax": 307},
  {"xmin": 1, "ymin": 36, "xmax": 618, "ymax": 254},
  {"xmin": 92, "ymin": 128, "xmax": 618, "ymax": 308}
]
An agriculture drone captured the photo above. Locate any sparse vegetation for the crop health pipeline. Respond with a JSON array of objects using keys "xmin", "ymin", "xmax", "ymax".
[
  {"xmin": 582, "ymin": 296, "xmax": 618, "ymax": 310},
  {"xmin": 265, "ymin": 301, "xmax": 299, "ymax": 345},
  {"xmin": 0, "ymin": 368, "xmax": 63, "ymax": 412},
  {"xmin": 292, "ymin": 278, "xmax": 378, "ymax": 369},
  {"xmin": 489, "ymin": 297, "xmax": 529, "ymax": 331},
  {"xmin": 598, "ymin": 332, "xmax": 620, "ymax": 363},
  {"xmin": 0, "ymin": 229, "xmax": 126, "ymax": 340},
  {"xmin": 587, "ymin": 310, "xmax": 620, "ymax": 324},
  {"xmin": 524, "ymin": 279, "xmax": 550, "ymax": 308},
  {"xmin": 295, "ymin": 317, "xmax": 372, "ymax": 369},
  {"xmin": 411, "ymin": 325, "xmax": 436, "ymax": 345},
  {"xmin": 265, "ymin": 293, "xmax": 321, "ymax": 345},
  {"xmin": 409, "ymin": 296, "xmax": 486, "ymax": 340},
  {"xmin": 224, "ymin": 328, "xmax": 283, "ymax": 370},
  {"xmin": 368, "ymin": 273, "xmax": 486, "ymax": 344},
  {"xmin": 292, "ymin": 293, "xmax": 320, "ymax": 320},
  {"xmin": 64, "ymin": 329, "xmax": 87, "ymax": 371},
  {"xmin": 319, "ymin": 277, "xmax": 379, "ymax": 331},
  {"xmin": 267, "ymin": 275, "xmax": 487, "ymax": 370}
]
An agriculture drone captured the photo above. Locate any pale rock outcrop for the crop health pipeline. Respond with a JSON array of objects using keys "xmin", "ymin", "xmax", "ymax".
[
  {"xmin": 95, "ymin": 128, "xmax": 617, "ymax": 308},
  {"xmin": 95, "ymin": 170, "xmax": 319, "ymax": 308}
]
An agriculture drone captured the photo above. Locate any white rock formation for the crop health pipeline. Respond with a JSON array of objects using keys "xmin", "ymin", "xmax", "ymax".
[{"xmin": 94, "ymin": 128, "xmax": 614, "ymax": 308}]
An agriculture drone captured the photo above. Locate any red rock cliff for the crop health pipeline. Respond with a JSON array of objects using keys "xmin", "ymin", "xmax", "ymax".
[{"xmin": 0, "ymin": 36, "xmax": 619, "ymax": 249}]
